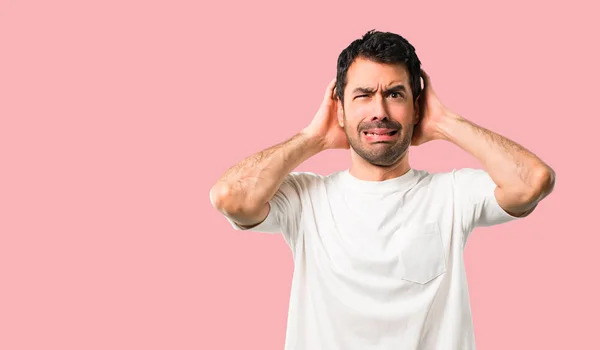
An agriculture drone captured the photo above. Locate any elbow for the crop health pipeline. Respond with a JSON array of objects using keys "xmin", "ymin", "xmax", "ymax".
[
  {"xmin": 209, "ymin": 183, "xmax": 262, "ymax": 216},
  {"xmin": 209, "ymin": 183, "xmax": 227, "ymax": 212},
  {"xmin": 210, "ymin": 183, "xmax": 239, "ymax": 214},
  {"xmin": 497, "ymin": 166, "xmax": 555, "ymax": 217},
  {"xmin": 521, "ymin": 166, "xmax": 556, "ymax": 203},
  {"xmin": 533, "ymin": 166, "xmax": 556, "ymax": 199}
]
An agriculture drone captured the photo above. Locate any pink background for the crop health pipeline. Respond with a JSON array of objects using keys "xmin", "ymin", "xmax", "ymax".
[{"xmin": 1, "ymin": 0, "xmax": 598, "ymax": 349}]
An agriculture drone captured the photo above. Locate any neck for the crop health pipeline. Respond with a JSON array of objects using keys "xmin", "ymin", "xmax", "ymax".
[{"xmin": 348, "ymin": 151, "xmax": 412, "ymax": 181}]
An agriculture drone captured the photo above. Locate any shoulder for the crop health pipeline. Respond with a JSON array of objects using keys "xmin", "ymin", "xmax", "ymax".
[
  {"xmin": 279, "ymin": 171, "xmax": 330, "ymax": 194},
  {"xmin": 451, "ymin": 168, "xmax": 495, "ymax": 189},
  {"xmin": 418, "ymin": 167, "xmax": 490, "ymax": 183},
  {"xmin": 282, "ymin": 170, "xmax": 351, "ymax": 195},
  {"xmin": 411, "ymin": 167, "xmax": 493, "ymax": 192},
  {"xmin": 285, "ymin": 171, "xmax": 326, "ymax": 186},
  {"xmin": 409, "ymin": 168, "xmax": 455, "ymax": 186}
]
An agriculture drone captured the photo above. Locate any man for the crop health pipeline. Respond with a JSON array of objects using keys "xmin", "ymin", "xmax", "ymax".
[{"xmin": 209, "ymin": 30, "xmax": 555, "ymax": 350}]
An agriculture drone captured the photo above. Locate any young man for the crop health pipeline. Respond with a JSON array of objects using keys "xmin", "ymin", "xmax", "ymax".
[{"xmin": 209, "ymin": 30, "xmax": 555, "ymax": 350}]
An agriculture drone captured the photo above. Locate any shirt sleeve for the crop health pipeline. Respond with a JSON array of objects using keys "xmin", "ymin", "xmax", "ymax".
[
  {"xmin": 453, "ymin": 168, "xmax": 523, "ymax": 238},
  {"xmin": 222, "ymin": 172, "xmax": 306, "ymax": 247}
]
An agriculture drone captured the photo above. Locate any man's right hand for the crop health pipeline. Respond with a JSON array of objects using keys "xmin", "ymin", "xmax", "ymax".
[{"xmin": 302, "ymin": 78, "xmax": 350, "ymax": 151}]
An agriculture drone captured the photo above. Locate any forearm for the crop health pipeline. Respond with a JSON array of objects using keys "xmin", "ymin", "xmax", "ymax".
[
  {"xmin": 438, "ymin": 113, "xmax": 555, "ymax": 200},
  {"xmin": 210, "ymin": 131, "xmax": 323, "ymax": 213}
]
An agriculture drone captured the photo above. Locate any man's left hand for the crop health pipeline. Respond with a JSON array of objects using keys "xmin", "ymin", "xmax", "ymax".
[{"xmin": 411, "ymin": 69, "xmax": 457, "ymax": 146}]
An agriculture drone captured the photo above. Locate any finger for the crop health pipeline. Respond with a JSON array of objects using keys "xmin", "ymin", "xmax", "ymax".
[
  {"xmin": 420, "ymin": 69, "xmax": 431, "ymax": 89},
  {"xmin": 325, "ymin": 78, "xmax": 337, "ymax": 100}
]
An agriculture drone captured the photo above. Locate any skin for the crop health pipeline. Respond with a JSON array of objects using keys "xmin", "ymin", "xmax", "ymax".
[
  {"xmin": 327, "ymin": 57, "xmax": 555, "ymax": 217},
  {"xmin": 337, "ymin": 57, "xmax": 418, "ymax": 182},
  {"xmin": 211, "ymin": 57, "xmax": 555, "ymax": 226}
]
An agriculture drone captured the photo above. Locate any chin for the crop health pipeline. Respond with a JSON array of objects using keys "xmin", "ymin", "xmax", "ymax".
[{"xmin": 369, "ymin": 157, "xmax": 402, "ymax": 167}]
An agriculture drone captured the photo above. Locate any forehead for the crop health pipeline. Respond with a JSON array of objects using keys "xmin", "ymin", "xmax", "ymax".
[{"xmin": 345, "ymin": 57, "xmax": 410, "ymax": 90}]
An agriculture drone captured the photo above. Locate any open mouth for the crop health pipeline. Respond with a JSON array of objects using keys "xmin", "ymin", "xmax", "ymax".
[{"xmin": 363, "ymin": 130, "xmax": 398, "ymax": 136}]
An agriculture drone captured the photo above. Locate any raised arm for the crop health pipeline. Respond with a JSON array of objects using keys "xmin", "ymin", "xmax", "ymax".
[
  {"xmin": 413, "ymin": 69, "xmax": 555, "ymax": 218},
  {"xmin": 209, "ymin": 78, "xmax": 349, "ymax": 228}
]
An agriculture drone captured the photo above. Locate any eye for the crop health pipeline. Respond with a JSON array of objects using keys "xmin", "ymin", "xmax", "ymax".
[
  {"xmin": 355, "ymin": 94, "xmax": 368, "ymax": 99},
  {"xmin": 389, "ymin": 92, "xmax": 404, "ymax": 99}
]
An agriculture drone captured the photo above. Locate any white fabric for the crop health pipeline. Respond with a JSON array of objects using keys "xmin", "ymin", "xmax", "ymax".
[{"xmin": 223, "ymin": 167, "xmax": 521, "ymax": 350}]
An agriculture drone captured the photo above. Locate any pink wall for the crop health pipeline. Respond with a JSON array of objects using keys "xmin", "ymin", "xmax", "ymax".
[{"xmin": 1, "ymin": 0, "xmax": 597, "ymax": 349}]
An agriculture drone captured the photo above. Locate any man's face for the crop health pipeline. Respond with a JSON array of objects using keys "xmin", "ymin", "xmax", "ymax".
[{"xmin": 338, "ymin": 57, "xmax": 418, "ymax": 167}]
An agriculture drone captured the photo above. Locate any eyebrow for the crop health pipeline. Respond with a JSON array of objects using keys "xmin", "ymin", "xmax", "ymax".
[{"xmin": 352, "ymin": 84, "xmax": 407, "ymax": 95}]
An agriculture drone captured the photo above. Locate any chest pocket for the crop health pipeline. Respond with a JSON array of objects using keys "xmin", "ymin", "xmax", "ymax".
[{"xmin": 398, "ymin": 221, "xmax": 447, "ymax": 284}]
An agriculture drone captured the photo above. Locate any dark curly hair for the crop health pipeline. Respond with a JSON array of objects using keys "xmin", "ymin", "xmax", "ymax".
[{"xmin": 335, "ymin": 30, "xmax": 422, "ymax": 106}]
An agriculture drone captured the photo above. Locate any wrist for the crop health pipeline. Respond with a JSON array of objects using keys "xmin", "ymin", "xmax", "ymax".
[
  {"xmin": 299, "ymin": 128, "xmax": 327, "ymax": 153},
  {"xmin": 436, "ymin": 112, "xmax": 466, "ymax": 143}
]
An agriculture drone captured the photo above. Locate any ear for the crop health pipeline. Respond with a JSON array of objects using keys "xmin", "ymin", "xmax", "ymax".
[{"xmin": 337, "ymin": 99, "xmax": 344, "ymax": 127}]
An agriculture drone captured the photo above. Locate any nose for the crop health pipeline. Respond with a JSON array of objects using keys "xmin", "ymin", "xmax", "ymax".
[{"xmin": 371, "ymin": 94, "xmax": 389, "ymax": 121}]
